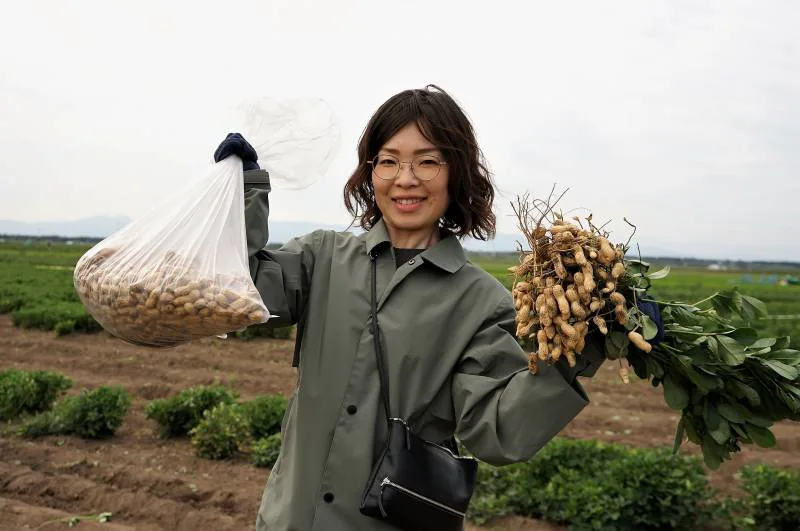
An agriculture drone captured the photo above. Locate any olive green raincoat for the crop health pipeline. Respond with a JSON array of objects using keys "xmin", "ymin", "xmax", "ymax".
[{"xmin": 244, "ymin": 170, "xmax": 603, "ymax": 530}]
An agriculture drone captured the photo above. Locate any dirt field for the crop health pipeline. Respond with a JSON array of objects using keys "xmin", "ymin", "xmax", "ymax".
[{"xmin": 1, "ymin": 315, "xmax": 798, "ymax": 531}]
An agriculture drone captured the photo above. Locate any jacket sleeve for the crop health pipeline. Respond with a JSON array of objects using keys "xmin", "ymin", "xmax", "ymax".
[
  {"xmin": 244, "ymin": 169, "xmax": 318, "ymax": 327},
  {"xmin": 451, "ymin": 292, "xmax": 605, "ymax": 466}
]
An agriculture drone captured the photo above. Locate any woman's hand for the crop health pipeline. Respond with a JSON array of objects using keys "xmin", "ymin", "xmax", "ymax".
[{"xmin": 214, "ymin": 132, "xmax": 260, "ymax": 171}]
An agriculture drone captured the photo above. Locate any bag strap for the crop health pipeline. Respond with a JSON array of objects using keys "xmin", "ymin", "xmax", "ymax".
[
  {"xmin": 291, "ymin": 307, "xmax": 307, "ymax": 368},
  {"xmin": 370, "ymin": 253, "xmax": 392, "ymax": 423}
]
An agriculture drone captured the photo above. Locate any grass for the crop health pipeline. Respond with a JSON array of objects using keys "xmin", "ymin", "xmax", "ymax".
[{"xmin": 0, "ymin": 242, "xmax": 99, "ymax": 334}]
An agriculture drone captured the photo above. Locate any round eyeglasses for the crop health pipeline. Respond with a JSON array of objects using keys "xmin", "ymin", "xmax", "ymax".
[{"xmin": 367, "ymin": 154, "xmax": 447, "ymax": 181}]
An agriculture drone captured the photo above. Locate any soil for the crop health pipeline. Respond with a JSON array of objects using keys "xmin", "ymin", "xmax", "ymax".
[{"xmin": 1, "ymin": 315, "xmax": 798, "ymax": 531}]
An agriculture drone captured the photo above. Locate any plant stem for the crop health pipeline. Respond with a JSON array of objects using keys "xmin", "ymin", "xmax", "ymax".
[
  {"xmin": 692, "ymin": 292, "xmax": 720, "ymax": 308},
  {"xmin": 657, "ymin": 344, "xmax": 685, "ymax": 355},
  {"xmin": 665, "ymin": 330, "xmax": 718, "ymax": 336}
]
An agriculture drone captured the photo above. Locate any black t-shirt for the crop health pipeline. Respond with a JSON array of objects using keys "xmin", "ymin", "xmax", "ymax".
[{"xmin": 393, "ymin": 247, "xmax": 425, "ymax": 268}]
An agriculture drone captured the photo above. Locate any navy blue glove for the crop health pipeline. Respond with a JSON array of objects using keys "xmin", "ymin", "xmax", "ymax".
[
  {"xmin": 214, "ymin": 133, "xmax": 260, "ymax": 172},
  {"xmin": 636, "ymin": 297, "xmax": 665, "ymax": 345}
]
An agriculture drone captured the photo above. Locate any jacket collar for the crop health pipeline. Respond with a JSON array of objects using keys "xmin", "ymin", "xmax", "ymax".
[{"xmin": 363, "ymin": 218, "xmax": 467, "ymax": 274}]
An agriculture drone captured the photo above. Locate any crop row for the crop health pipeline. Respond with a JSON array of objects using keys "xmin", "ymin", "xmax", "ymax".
[{"xmin": 2, "ymin": 368, "xmax": 798, "ymax": 530}]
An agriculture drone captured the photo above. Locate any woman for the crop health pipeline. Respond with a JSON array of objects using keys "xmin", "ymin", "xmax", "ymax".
[{"xmin": 216, "ymin": 85, "xmax": 607, "ymax": 531}]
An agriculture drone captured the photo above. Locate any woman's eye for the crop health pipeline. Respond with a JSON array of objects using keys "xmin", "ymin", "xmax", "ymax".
[
  {"xmin": 417, "ymin": 158, "xmax": 438, "ymax": 166},
  {"xmin": 378, "ymin": 158, "xmax": 397, "ymax": 166}
]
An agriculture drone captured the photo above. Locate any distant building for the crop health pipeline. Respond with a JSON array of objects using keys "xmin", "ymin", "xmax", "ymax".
[{"xmin": 707, "ymin": 263, "xmax": 729, "ymax": 271}]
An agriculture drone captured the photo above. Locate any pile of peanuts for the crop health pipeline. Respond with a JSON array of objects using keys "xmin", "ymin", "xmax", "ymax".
[
  {"xmin": 510, "ymin": 217, "xmax": 652, "ymax": 374},
  {"xmin": 74, "ymin": 248, "xmax": 268, "ymax": 347}
]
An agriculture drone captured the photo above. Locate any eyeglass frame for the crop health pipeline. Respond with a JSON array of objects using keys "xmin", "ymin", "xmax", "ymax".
[{"xmin": 366, "ymin": 153, "xmax": 448, "ymax": 181}]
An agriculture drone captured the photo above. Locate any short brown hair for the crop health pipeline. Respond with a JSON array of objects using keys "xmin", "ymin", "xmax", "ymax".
[{"xmin": 343, "ymin": 85, "xmax": 496, "ymax": 241}]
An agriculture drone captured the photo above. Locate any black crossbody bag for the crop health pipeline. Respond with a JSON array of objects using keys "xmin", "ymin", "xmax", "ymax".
[{"xmin": 359, "ymin": 254, "xmax": 479, "ymax": 531}]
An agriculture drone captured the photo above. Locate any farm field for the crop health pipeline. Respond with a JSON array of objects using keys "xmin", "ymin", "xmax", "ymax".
[
  {"xmin": 2, "ymin": 242, "xmax": 798, "ymax": 346},
  {"xmin": 2, "ymin": 316, "xmax": 800, "ymax": 530},
  {"xmin": 1, "ymin": 241, "xmax": 799, "ymax": 529}
]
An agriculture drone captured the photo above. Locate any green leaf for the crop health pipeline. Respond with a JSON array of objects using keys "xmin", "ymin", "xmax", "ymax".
[
  {"xmin": 740, "ymin": 295, "xmax": 768, "ymax": 321},
  {"xmin": 732, "ymin": 424, "xmax": 754, "ymax": 446},
  {"xmin": 668, "ymin": 306, "xmax": 702, "ymax": 327},
  {"xmin": 747, "ymin": 346, "xmax": 774, "ymax": 355},
  {"xmin": 696, "ymin": 365, "xmax": 719, "ymax": 377},
  {"xmin": 684, "ymin": 416, "xmax": 701, "ymax": 444},
  {"xmin": 786, "ymin": 385, "xmax": 800, "ymax": 400},
  {"xmin": 701, "ymin": 433, "xmax": 725, "ymax": 469},
  {"xmin": 641, "ymin": 314, "xmax": 659, "ymax": 341},
  {"xmin": 704, "ymin": 400, "xmax": 723, "ymax": 432},
  {"xmin": 646, "ymin": 266, "xmax": 670, "ymax": 280},
  {"xmin": 711, "ymin": 290, "xmax": 742, "ymax": 318},
  {"xmin": 663, "ymin": 375, "xmax": 690, "ymax": 410},
  {"xmin": 677, "ymin": 356, "xmax": 724, "ymax": 393},
  {"xmin": 604, "ymin": 330, "xmax": 629, "ymax": 361},
  {"xmin": 774, "ymin": 386, "xmax": 800, "ymax": 415},
  {"xmin": 644, "ymin": 356, "xmax": 664, "ymax": 379},
  {"xmin": 714, "ymin": 336, "xmax": 747, "ymax": 365},
  {"xmin": 757, "ymin": 349, "xmax": 800, "ymax": 366},
  {"xmin": 773, "ymin": 337, "xmax": 792, "ymax": 350},
  {"xmin": 728, "ymin": 327, "xmax": 758, "ymax": 346},
  {"xmin": 706, "ymin": 336, "xmax": 718, "ymax": 356},
  {"xmin": 728, "ymin": 403, "xmax": 772, "ymax": 427},
  {"xmin": 728, "ymin": 380, "xmax": 761, "ymax": 407},
  {"xmin": 624, "ymin": 260, "xmax": 650, "ymax": 277},
  {"xmin": 684, "ymin": 345, "xmax": 714, "ymax": 365},
  {"xmin": 744, "ymin": 424, "xmax": 776, "ymax": 448},
  {"xmin": 672, "ymin": 416, "xmax": 685, "ymax": 454},
  {"xmin": 668, "ymin": 328, "xmax": 710, "ymax": 343},
  {"xmin": 749, "ymin": 337, "xmax": 777, "ymax": 350},
  {"xmin": 628, "ymin": 353, "xmax": 648, "ymax": 380},
  {"xmin": 709, "ymin": 417, "xmax": 731, "ymax": 445},
  {"xmin": 730, "ymin": 422, "xmax": 750, "ymax": 439},
  {"xmin": 758, "ymin": 359, "xmax": 799, "ymax": 380},
  {"xmin": 624, "ymin": 307, "xmax": 638, "ymax": 331},
  {"xmin": 717, "ymin": 402, "xmax": 746, "ymax": 423}
]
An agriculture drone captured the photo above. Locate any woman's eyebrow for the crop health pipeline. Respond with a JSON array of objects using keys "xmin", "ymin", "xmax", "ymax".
[{"xmin": 381, "ymin": 147, "xmax": 441, "ymax": 155}]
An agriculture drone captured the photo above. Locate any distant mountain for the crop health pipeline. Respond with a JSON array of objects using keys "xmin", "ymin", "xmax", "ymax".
[
  {"xmin": 0, "ymin": 216, "xmax": 685, "ymax": 256},
  {"xmin": 266, "ymin": 220, "xmax": 348, "ymax": 244},
  {"xmin": 2, "ymin": 216, "xmax": 795, "ymax": 263},
  {"xmin": 0, "ymin": 216, "xmax": 133, "ymax": 238}
]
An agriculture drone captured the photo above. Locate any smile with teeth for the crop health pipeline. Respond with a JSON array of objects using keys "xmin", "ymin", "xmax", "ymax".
[{"xmin": 394, "ymin": 198, "xmax": 425, "ymax": 205}]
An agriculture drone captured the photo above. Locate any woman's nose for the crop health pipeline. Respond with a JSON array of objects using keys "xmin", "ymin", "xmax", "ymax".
[{"xmin": 394, "ymin": 162, "xmax": 419, "ymax": 186}]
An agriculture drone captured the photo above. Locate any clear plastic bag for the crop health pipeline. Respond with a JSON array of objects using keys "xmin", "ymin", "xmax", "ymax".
[
  {"xmin": 236, "ymin": 97, "xmax": 340, "ymax": 189},
  {"xmin": 74, "ymin": 157, "xmax": 267, "ymax": 347},
  {"xmin": 74, "ymin": 98, "xmax": 341, "ymax": 347}
]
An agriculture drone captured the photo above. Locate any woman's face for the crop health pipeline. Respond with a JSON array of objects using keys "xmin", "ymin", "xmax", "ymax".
[{"xmin": 371, "ymin": 122, "xmax": 450, "ymax": 244}]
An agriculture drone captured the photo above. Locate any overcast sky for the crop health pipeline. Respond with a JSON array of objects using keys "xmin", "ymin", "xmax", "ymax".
[{"xmin": 1, "ymin": 1, "xmax": 798, "ymax": 260}]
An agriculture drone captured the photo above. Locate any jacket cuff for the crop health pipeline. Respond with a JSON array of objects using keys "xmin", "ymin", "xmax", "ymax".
[{"xmin": 244, "ymin": 169, "xmax": 270, "ymax": 186}]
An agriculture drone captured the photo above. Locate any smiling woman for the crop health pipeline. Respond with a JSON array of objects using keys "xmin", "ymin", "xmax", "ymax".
[
  {"xmin": 215, "ymin": 84, "xmax": 608, "ymax": 531},
  {"xmin": 343, "ymin": 85, "xmax": 496, "ymax": 248},
  {"xmin": 366, "ymin": 123, "xmax": 451, "ymax": 248}
]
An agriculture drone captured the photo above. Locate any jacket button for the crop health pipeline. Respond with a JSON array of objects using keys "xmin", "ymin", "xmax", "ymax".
[
  {"xmin": 408, "ymin": 258, "xmax": 415, "ymax": 265},
  {"xmin": 346, "ymin": 405, "xmax": 357, "ymax": 415},
  {"xmin": 323, "ymin": 492, "xmax": 334, "ymax": 503}
]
